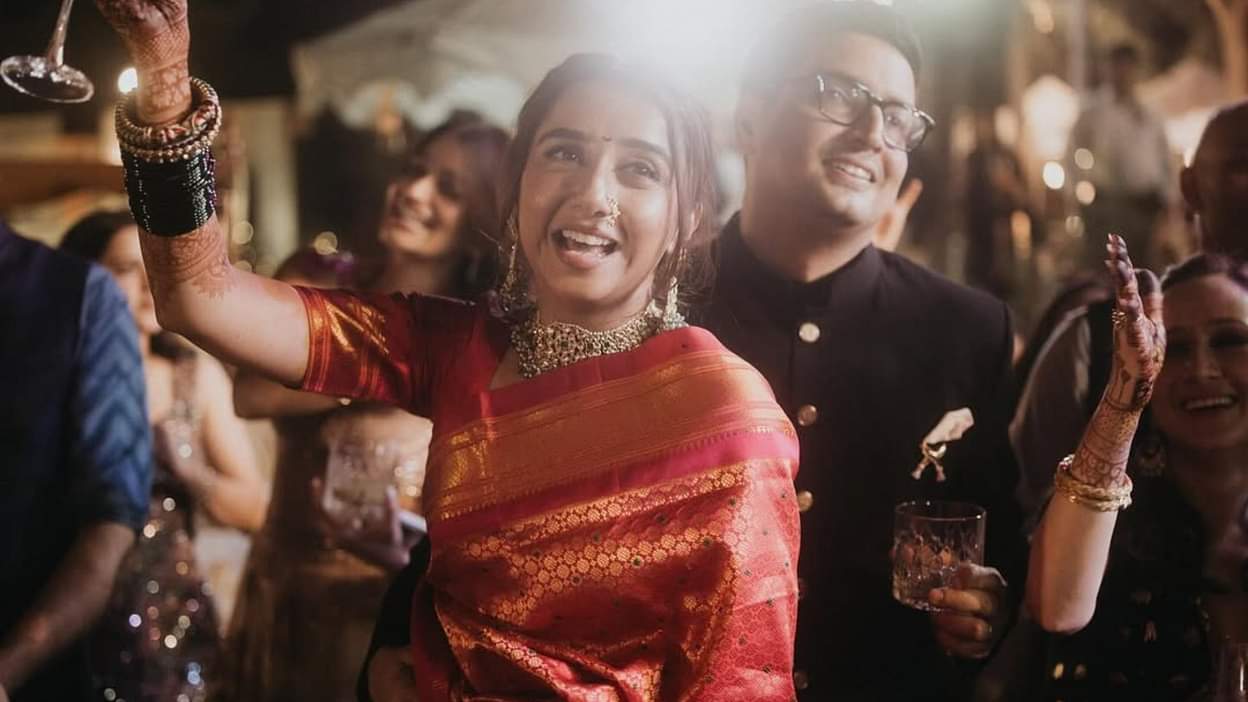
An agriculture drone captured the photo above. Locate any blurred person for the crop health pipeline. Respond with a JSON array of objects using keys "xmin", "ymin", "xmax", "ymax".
[
  {"xmin": 59, "ymin": 211, "xmax": 267, "ymax": 702},
  {"xmin": 964, "ymin": 109, "xmax": 1030, "ymax": 299},
  {"xmin": 0, "ymin": 219, "xmax": 151, "ymax": 701},
  {"xmin": 1070, "ymin": 43, "xmax": 1174, "ymax": 271},
  {"xmin": 223, "ymin": 115, "xmax": 511, "ymax": 702},
  {"xmin": 699, "ymin": 3, "xmax": 1024, "ymax": 699},
  {"xmin": 1014, "ymin": 100, "xmax": 1248, "ymax": 520},
  {"xmin": 1026, "ymin": 243, "xmax": 1247, "ymax": 700},
  {"xmin": 95, "ymin": 4, "xmax": 802, "ymax": 702}
]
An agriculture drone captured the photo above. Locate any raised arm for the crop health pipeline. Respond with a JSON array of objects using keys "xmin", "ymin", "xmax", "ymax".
[
  {"xmin": 1025, "ymin": 235, "xmax": 1165, "ymax": 633},
  {"xmin": 95, "ymin": 0, "xmax": 307, "ymax": 384}
]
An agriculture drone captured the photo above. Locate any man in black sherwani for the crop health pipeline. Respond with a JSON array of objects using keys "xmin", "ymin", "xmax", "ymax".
[{"xmin": 700, "ymin": 4, "xmax": 1024, "ymax": 700}]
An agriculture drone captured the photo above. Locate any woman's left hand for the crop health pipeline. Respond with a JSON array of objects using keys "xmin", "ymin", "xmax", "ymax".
[
  {"xmin": 1104, "ymin": 234, "xmax": 1165, "ymax": 411},
  {"xmin": 929, "ymin": 564, "xmax": 1009, "ymax": 659}
]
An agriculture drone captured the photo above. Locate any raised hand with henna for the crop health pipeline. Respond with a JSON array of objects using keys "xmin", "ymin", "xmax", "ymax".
[
  {"xmin": 94, "ymin": 0, "xmax": 191, "ymax": 123},
  {"xmin": 1064, "ymin": 234, "xmax": 1165, "ymax": 492}
]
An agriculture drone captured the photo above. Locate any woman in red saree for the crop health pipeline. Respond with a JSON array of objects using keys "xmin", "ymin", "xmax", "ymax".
[{"xmin": 93, "ymin": 1, "xmax": 801, "ymax": 697}]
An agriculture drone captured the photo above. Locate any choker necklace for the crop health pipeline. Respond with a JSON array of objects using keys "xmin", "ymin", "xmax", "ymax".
[{"xmin": 511, "ymin": 305, "xmax": 687, "ymax": 379}]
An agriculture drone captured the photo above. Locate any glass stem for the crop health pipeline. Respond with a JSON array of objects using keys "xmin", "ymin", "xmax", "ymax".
[{"xmin": 44, "ymin": 0, "xmax": 76, "ymax": 66}]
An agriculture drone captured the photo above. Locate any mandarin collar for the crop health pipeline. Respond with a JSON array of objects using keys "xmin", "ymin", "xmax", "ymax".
[{"xmin": 716, "ymin": 212, "xmax": 883, "ymax": 318}]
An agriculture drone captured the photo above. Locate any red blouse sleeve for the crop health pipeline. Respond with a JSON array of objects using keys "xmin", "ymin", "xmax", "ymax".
[{"xmin": 294, "ymin": 286, "xmax": 478, "ymax": 416}]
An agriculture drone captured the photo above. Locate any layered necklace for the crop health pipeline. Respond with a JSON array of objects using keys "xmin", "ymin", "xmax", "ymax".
[{"xmin": 510, "ymin": 304, "xmax": 687, "ymax": 379}]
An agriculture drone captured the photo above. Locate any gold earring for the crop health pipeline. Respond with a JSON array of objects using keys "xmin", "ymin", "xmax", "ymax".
[{"xmin": 497, "ymin": 216, "xmax": 531, "ymax": 315}]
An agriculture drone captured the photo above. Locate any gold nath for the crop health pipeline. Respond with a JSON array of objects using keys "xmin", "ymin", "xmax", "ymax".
[{"xmin": 511, "ymin": 305, "xmax": 686, "ymax": 379}]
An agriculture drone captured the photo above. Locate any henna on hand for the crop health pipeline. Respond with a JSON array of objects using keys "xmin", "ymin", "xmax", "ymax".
[
  {"xmin": 135, "ymin": 59, "xmax": 191, "ymax": 124},
  {"xmin": 95, "ymin": 0, "xmax": 187, "ymax": 47},
  {"xmin": 1069, "ymin": 234, "xmax": 1166, "ymax": 491},
  {"xmin": 138, "ymin": 218, "xmax": 236, "ymax": 301},
  {"xmin": 95, "ymin": 0, "xmax": 191, "ymax": 123},
  {"xmin": 1102, "ymin": 234, "xmax": 1165, "ymax": 411}
]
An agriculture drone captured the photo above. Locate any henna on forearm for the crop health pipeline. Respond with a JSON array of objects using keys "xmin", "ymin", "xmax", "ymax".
[
  {"xmin": 1069, "ymin": 371, "xmax": 1141, "ymax": 491},
  {"xmin": 138, "ymin": 218, "xmax": 236, "ymax": 301}
]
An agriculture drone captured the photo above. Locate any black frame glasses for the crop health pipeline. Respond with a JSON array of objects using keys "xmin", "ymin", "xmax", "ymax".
[{"xmin": 812, "ymin": 73, "xmax": 934, "ymax": 153}]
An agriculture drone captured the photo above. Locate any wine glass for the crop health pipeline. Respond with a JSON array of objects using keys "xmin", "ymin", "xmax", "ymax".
[{"xmin": 1, "ymin": 0, "xmax": 94, "ymax": 103}]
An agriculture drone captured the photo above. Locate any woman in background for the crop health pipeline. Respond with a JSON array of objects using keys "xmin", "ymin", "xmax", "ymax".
[
  {"xmin": 60, "ymin": 211, "xmax": 266, "ymax": 702},
  {"xmin": 222, "ymin": 116, "xmax": 510, "ymax": 702},
  {"xmin": 1027, "ymin": 244, "xmax": 1248, "ymax": 700}
]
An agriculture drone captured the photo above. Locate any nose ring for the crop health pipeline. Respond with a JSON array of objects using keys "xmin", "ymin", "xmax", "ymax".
[{"xmin": 604, "ymin": 196, "xmax": 621, "ymax": 226}]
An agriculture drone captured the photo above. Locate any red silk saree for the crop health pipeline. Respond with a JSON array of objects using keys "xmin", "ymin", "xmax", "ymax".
[{"xmin": 298, "ymin": 289, "xmax": 800, "ymax": 701}]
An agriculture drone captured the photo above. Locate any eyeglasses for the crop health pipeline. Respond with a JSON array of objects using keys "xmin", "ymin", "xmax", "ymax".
[{"xmin": 810, "ymin": 73, "xmax": 934, "ymax": 153}]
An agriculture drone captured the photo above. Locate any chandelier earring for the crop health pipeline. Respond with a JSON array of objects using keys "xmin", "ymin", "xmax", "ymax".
[{"xmin": 496, "ymin": 214, "xmax": 532, "ymax": 317}]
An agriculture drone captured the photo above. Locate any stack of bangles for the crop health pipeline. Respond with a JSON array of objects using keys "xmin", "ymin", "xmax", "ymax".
[
  {"xmin": 1054, "ymin": 455, "xmax": 1133, "ymax": 511},
  {"xmin": 115, "ymin": 77, "xmax": 221, "ymax": 237}
]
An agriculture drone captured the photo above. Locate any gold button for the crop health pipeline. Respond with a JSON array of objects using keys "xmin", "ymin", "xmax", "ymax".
[
  {"xmin": 796, "ymin": 404, "xmax": 819, "ymax": 427},
  {"xmin": 796, "ymin": 490, "xmax": 814, "ymax": 512},
  {"xmin": 793, "ymin": 669, "xmax": 809, "ymax": 690},
  {"xmin": 798, "ymin": 322, "xmax": 821, "ymax": 344}
]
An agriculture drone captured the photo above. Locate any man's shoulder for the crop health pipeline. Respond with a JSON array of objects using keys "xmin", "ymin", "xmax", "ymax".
[
  {"xmin": 878, "ymin": 249, "xmax": 1008, "ymax": 328},
  {"xmin": 0, "ymin": 225, "xmax": 91, "ymax": 291}
]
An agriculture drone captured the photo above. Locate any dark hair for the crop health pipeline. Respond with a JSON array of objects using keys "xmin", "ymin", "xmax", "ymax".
[
  {"xmin": 741, "ymin": 2, "xmax": 922, "ymax": 95},
  {"xmin": 1108, "ymin": 43, "xmax": 1141, "ymax": 64},
  {"xmin": 1161, "ymin": 252, "xmax": 1248, "ymax": 293},
  {"xmin": 58, "ymin": 208, "xmax": 187, "ymax": 359},
  {"xmin": 1191, "ymin": 99, "xmax": 1248, "ymax": 168},
  {"xmin": 397, "ymin": 113, "xmax": 511, "ymax": 297},
  {"xmin": 274, "ymin": 247, "xmax": 358, "ymax": 287},
  {"xmin": 497, "ymin": 53, "xmax": 718, "ymax": 311},
  {"xmin": 59, "ymin": 210, "xmax": 136, "ymax": 261}
]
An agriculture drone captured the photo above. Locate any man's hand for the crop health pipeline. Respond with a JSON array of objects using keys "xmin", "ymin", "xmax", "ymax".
[{"xmin": 929, "ymin": 563, "xmax": 1009, "ymax": 659}]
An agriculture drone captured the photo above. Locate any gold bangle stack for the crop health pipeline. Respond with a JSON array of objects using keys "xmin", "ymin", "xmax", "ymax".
[
  {"xmin": 1053, "ymin": 455, "xmax": 1133, "ymax": 512},
  {"xmin": 115, "ymin": 77, "xmax": 222, "ymax": 162}
]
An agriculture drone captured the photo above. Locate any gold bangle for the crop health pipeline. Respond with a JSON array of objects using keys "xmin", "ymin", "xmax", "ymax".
[
  {"xmin": 1054, "ymin": 454, "xmax": 1133, "ymax": 511},
  {"xmin": 1056, "ymin": 485, "xmax": 1132, "ymax": 512}
]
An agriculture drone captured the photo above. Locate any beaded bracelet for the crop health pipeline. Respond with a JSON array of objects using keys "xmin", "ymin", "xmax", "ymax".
[
  {"xmin": 117, "ymin": 77, "xmax": 222, "ymax": 236},
  {"xmin": 115, "ymin": 77, "xmax": 221, "ymax": 163},
  {"xmin": 115, "ymin": 78, "xmax": 219, "ymax": 146},
  {"xmin": 122, "ymin": 148, "xmax": 217, "ymax": 237}
]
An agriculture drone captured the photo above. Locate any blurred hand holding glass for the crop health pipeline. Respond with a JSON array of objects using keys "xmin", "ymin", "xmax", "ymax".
[
  {"xmin": 1, "ymin": 0, "xmax": 94, "ymax": 103},
  {"xmin": 322, "ymin": 433, "xmax": 427, "ymax": 531},
  {"xmin": 1212, "ymin": 641, "xmax": 1248, "ymax": 702},
  {"xmin": 892, "ymin": 500, "xmax": 986, "ymax": 611}
]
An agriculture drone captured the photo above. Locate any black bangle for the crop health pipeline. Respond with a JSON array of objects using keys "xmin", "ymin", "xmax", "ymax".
[{"xmin": 122, "ymin": 149, "xmax": 217, "ymax": 237}]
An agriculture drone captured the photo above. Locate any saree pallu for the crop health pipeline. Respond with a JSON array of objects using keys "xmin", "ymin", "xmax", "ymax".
[{"xmin": 295, "ymin": 289, "xmax": 800, "ymax": 701}]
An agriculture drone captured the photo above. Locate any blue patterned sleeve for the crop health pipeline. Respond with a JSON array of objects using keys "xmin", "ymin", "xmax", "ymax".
[{"xmin": 68, "ymin": 266, "xmax": 152, "ymax": 531}]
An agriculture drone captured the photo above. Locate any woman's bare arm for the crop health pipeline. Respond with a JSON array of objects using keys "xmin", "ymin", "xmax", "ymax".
[
  {"xmin": 1025, "ymin": 236, "xmax": 1165, "ymax": 633},
  {"xmin": 95, "ymin": 0, "xmax": 309, "ymax": 384}
]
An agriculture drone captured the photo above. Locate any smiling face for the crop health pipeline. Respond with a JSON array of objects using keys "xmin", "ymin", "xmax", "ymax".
[
  {"xmin": 99, "ymin": 224, "xmax": 160, "ymax": 336},
  {"xmin": 739, "ymin": 32, "xmax": 915, "ymax": 234},
  {"xmin": 515, "ymin": 80, "xmax": 679, "ymax": 327},
  {"xmin": 1152, "ymin": 274, "xmax": 1248, "ymax": 452},
  {"xmin": 377, "ymin": 133, "xmax": 471, "ymax": 260}
]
